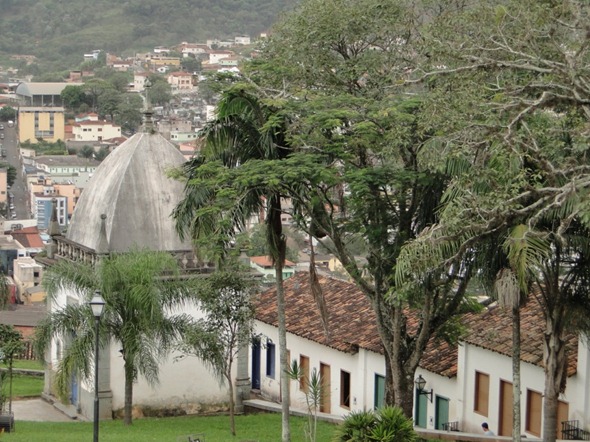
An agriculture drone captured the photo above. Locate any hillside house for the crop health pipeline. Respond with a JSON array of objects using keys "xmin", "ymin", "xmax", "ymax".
[
  {"xmin": 249, "ymin": 256, "xmax": 296, "ymax": 281},
  {"xmin": 167, "ymin": 71, "xmax": 194, "ymax": 92},
  {"xmin": 72, "ymin": 119, "xmax": 121, "ymax": 142}
]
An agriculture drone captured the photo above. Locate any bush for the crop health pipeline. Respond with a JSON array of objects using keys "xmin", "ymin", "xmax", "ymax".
[{"xmin": 333, "ymin": 406, "xmax": 417, "ymax": 442}]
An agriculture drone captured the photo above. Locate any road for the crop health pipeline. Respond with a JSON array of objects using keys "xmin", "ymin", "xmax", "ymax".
[{"xmin": 0, "ymin": 125, "xmax": 30, "ymax": 221}]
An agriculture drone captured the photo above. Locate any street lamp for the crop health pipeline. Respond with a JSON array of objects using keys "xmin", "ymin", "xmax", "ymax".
[
  {"xmin": 89, "ymin": 290, "xmax": 105, "ymax": 442},
  {"xmin": 415, "ymin": 374, "xmax": 433, "ymax": 402}
]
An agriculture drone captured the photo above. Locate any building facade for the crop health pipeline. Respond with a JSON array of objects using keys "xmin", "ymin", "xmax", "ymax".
[{"xmin": 18, "ymin": 107, "xmax": 65, "ymax": 143}]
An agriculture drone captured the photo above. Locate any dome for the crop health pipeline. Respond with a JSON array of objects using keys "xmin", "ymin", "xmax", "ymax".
[{"xmin": 66, "ymin": 132, "xmax": 192, "ymax": 253}]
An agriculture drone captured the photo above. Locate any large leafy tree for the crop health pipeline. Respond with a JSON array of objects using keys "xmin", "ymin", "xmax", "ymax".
[
  {"xmin": 35, "ymin": 249, "xmax": 195, "ymax": 426},
  {"xmin": 238, "ymin": 0, "xmax": 480, "ymax": 416},
  {"xmin": 173, "ymin": 85, "xmax": 294, "ymax": 441},
  {"xmin": 396, "ymin": 1, "xmax": 590, "ymax": 440}
]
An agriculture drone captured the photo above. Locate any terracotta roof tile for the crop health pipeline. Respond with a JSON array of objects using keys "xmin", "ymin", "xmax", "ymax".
[
  {"xmin": 254, "ymin": 272, "xmax": 382, "ymax": 355},
  {"xmin": 255, "ymin": 274, "xmax": 579, "ymax": 379},
  {"xmin": 462, "ymin": 300, "xmax": 578, "ymax": 376},
  {"xmin": 250, "ymin": 256, "xmax": 295, "ymax": 268},
  {"xmin": 6, "ymin": 226, "xmax": 45, "ymax": 248}
]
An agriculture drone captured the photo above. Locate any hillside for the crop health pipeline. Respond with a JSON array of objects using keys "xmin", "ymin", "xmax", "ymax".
[{"xmin": 0, "ymin": 0, "xmax": 297, "ymax": 68}]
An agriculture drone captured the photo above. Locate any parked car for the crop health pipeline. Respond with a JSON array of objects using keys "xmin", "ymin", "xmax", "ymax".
[{"xmin": 0, "ymin": 124, "xmax": 4, "ymax": 130}]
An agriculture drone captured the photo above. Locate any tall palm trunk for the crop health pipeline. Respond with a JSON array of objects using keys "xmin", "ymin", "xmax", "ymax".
[
  {"xmin": 496, "ymin": 267, "xmax": 522, "ymax": 441},
  {"xmin": 542, "ymin": 321, "xmax": 566, "ymax": 442},
  {"xmin": 124, "ymin": 359, "xmax": 134, "ymax": 425},
  {"xmin": 276, "ymin": 263, "xmax": 291, "ymax": 442},
  {"xmin": 512, "ymin": 304, "xmax": 521, "ymax": 442}
]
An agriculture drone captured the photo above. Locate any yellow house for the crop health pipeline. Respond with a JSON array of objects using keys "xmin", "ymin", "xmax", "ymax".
[{"xmin": 18, "ymin": 107, "xmax": 65, "ymax": 143}]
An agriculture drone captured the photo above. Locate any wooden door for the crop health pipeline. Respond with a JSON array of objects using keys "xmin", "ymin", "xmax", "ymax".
[
  {"xmin": 557, "ymin": 400, "xmax": 569, "ymax": 440},
  {"xmin": 319, "ymin": 363, "xmax": 331, "ymax": 413},
  {"xmin": 499, "ymin": 380, "xmax": 513, "ymax": 436}
]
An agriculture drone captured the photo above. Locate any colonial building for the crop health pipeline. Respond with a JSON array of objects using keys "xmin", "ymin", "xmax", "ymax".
[
  {"xmin": 38, "ymin": 123, "xmax": 233, "ymax": 421},
  {"xmin": 252, "ymin": 272, "xmax": 590, "ymax": 440}
]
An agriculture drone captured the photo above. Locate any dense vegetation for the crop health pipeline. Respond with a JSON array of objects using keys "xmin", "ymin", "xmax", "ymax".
[{"xmin": 0, "ymin": 0, "xmax": 297, "ymax": 70}]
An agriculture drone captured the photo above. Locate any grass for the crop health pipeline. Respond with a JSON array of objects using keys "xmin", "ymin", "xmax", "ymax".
[
  {"xmin": 0, "ymin": 412, "xmax": 338, "ymax": 441},
  {"xmin": 9, "ymin": 360, "xmax": 44, "ymax": 371},
  {"xmin": 9, "ymin": 374, "xmax": 44, "ymax": 398}
]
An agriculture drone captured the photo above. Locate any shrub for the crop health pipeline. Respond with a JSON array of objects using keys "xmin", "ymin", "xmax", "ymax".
[{"xmin": 333, "ymin": 406, "xmax": 417, "ymax": 442}]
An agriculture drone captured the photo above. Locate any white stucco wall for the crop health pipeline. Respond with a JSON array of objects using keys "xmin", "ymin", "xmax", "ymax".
[
  {"xmin": 413, "ymin": 368, "xmax": 457, "ymax": 430},
  {"xmin": 45, "ymin": 286, "xmax": 231, "ymax": 418},
  {"xmin": 254, "ymin": 321, "xmax": 385, "ymax": 417},
  {"xmin": 459, "ymin": 341, "xmax": 589, "ymax": 438}
]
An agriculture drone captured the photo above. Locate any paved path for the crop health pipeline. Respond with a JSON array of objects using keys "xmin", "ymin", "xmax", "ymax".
[{"xmin": 10, "ymin": 398, "xmax": 77, "ymax": 422}]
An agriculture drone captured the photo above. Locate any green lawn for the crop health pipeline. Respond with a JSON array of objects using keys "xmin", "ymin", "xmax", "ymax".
[
  {"xmin": 9, "ymin": 374, "xmax": 44, "ymax": 398},
  {"xmin": 10, "ymin": 360, "xmax": 44, "ymax": 371},
  {"xmin": 1, "ymin": 413, "xmax": 338, "ymax": 441}
]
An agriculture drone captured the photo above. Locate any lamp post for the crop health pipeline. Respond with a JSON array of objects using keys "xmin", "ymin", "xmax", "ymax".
[
  {"xmin": 89, "ymin": 291, "xmax": 105, "ymax": 442},
  {"xmin": 415, "ymin": 374, "xmax": 433, "ymax": 402}
]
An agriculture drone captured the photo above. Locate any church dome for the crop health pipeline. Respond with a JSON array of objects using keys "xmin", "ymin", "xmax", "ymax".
[{"xmin": 66, "ymin": 132, "xmax": 192, "ymax": 253}]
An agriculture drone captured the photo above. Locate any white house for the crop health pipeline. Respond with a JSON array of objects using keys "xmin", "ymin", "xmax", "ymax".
[
  {"xmin": 72, "ymin": 119, "xmax": 121, "ymax": 142},
  {"xmin": 252, "ymin": 272, "xmax": 590, "ymax": 440},
  {"xmin": 249, "ymin": 256, "xmax": 296, "ymax": 281},
  {"xmin": 208, "ymin": 50, "xmax": 235, "ymax": 64},
  {"xmin": 178, "ymin": 43, "xmax": 210, "ymax": 58},
  {"xmin": 133, "ymin": 73, "xmax": 149, "ymax": 93},
  {"xmin": 235, "ymin": 36, "xmax": 251, "ymax": 45}
]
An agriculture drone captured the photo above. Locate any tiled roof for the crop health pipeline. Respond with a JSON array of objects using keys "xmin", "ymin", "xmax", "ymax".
[
  {"xmin": 461, "ymin": 300, "xmax": 578, "ymax": 377},
  {"xmin": 255, "ymin": 273, "xmax": 579, "ymax": 378},
  {"xmin": 6, "ymin": 226, "xmax": 44, "ymax": 248},
  {"xmin": 250, "ymin": 256, "xmax": 295, "ymax": 268},
  {"xmin": 254, "ymin": 272, "xmax": 382, "ymax": 354},
  {"xmin": 0, "ymin": 302, "xmax": 46, "ymax": 327}
]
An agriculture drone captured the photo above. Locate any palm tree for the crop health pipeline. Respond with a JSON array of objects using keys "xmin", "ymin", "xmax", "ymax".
[
  {"xmin": 173, "ymin": 85, "xmax": 293, "ymax": 441},
  {"xmin": 35, "ymin": 249, "xmax": 195, "ymax": 426}
]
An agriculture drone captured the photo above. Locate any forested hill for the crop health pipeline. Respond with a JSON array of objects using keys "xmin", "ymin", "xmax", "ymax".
[{"xmin": 0, "ymin": 0, "xmax": 297, "ymax": 67}]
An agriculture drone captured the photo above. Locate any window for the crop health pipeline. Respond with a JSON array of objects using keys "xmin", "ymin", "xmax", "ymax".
[
  {"xmin": 300, "ymin": 355, "xmax": 310, "ymax": 393},
  {"xmin": 340, "ymin": 370, "xmax": 351, "ymax": 408},
  {"xmin": 474, "ymin": 371, "xmax": 489, "ymax": 416},
  {"xmin": 526, "ymin": 389, "xmax": 542, "ymax": 436},
  {"xmin": 265, "ymin": 341, "xmax": 275, "ymax": 378}
]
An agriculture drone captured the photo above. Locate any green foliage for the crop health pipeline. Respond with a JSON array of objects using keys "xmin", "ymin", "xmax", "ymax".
[
  {"xmin": 78, "ymin": 145, "xmax": 95, "ymax": 159},
  {"xmin": 35, "ymin": 249, "xmax": 196, "ymax": 425},
  {"xmin": 0, "ymin": 325, "xmax": 25, "ymax": 411},
  {"xmin": 0, "ymin": 106, "xmax": 16, "ymax": 122},
  {"xmin": 287, "ymin": 360, "xmax": 323, "ymax": 442},
  {"xmin": 333, "ymin": 406, "xmax": 416, "ymax": 442},
  {"xmin": 0, "ymin": 162, "xmax": 17, "ymax": 187}
]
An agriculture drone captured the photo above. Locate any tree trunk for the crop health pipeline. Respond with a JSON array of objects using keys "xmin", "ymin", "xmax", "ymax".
[
  {"xmin": 512, "ymin": 305, "xmax": 521, "ymax": 442},
  {"xmin": 227, "ymin": 371, "xmax": 236, "ymax": 436},
  {"xmin": 276, "ymin": 264, "xmax": 291, "ymax": 442},
  {"xmin": 542, "ymin": 328, "xmax": 566, "ymax": 442},
  {"xmin": 391, "ymin": 358, "xmax": 416, "ymax": 418},
  {"xmin": 123, "ymin": 360, "xmax": 134, "ymax": 426}
]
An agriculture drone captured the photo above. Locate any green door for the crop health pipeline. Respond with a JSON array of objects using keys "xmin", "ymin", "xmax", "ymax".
[
  {"xmin": 415, "ymin": 389, "xmax": 428, "ymax": 428},
  {"xmin": 374, "ymin": 375, "xmax": 385, "ymax": 409},
  {"xmin": 435, "ymin": 396, "xmax": 449, "ymax": 430}
]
